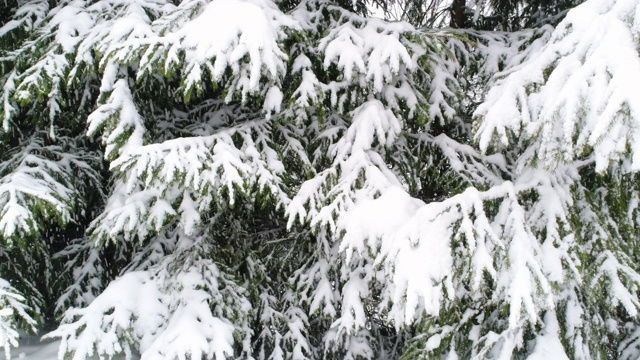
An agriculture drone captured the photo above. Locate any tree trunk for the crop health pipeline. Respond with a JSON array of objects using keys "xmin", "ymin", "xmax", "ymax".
[{"xmin": 450, "ymin": 0, "xmax": 466, "ymax": 28}]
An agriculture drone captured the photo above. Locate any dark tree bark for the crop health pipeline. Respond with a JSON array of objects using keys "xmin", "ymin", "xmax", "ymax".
[{"xmin": 450, "ymin": 0, "xmax": 466, "ymax": 28}]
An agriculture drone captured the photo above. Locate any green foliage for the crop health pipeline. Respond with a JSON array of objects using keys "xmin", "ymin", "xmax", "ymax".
[{"xmin": 1, "ymin": 0, "xmax": 640, "ymax": 359}]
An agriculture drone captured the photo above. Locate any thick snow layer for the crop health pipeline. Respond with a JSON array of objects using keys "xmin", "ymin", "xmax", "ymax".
[
  {"xmin": 527, "ymin": 312, "xmax": 569, "ymax": 360},
  {"xmin": 475, "ymin": 0, "xmax": 640, "ymax": 172}
]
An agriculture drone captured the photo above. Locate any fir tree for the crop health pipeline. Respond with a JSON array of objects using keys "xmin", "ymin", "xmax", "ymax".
[{"xmin": 0, "ymin": 0, "xmax": 640, "ymax": 359}]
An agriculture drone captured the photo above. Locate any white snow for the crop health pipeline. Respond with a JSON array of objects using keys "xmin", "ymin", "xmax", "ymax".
[
  {"xmin": 527, "ymin": 312, "xmax": 570, "ymax": 360},
  {"xmin": 476, "ymin": 0, "xmax": 640, "ymax": 172},
  {"xmin": 0, "ymin": 336, "xmax": 137, "ymax": 360},
  {"xmin": 4, "ymin": 0, "xmax": 640, "ymax": 358}
]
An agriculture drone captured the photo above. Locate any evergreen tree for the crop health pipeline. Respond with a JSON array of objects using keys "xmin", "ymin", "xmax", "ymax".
[{"xmin": 0, "ymin": 0, "xmax": 639, "ymax": 359}]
